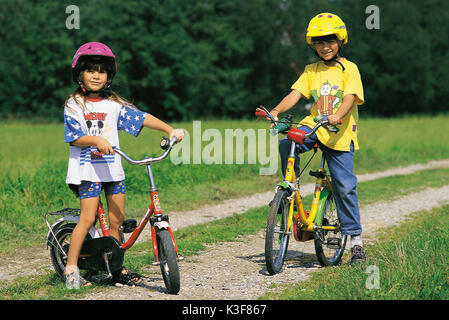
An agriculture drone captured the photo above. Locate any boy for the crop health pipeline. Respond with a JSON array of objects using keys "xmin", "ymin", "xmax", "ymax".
[{"xmin": 259, "ymin": 13, "xmax": 366, "ymax": 263}]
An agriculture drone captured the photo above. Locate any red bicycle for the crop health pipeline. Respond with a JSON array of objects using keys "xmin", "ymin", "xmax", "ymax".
[{"xmin": 46, "ymin": 137, "xmax": 182, "ymax": 294}]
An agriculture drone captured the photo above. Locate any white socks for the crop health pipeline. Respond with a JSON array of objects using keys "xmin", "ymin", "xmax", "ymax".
[{"xmin": 350, "ymin": 234, "xmax": 363, "ymax": 248}]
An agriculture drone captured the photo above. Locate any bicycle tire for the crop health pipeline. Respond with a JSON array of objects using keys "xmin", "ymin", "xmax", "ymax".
[
  {"xmin": 156, "ymin": 229, "xmax": 180, "ymax": 294},
  {"xmin": 314, "ymin": 190, "xmax": 347, "ymax": 266},
  {"xmin": 265, "ymin": 190, "xmax": 291, "ymax": 275},
  {"xmin": 49, "ymin": 223, "xmax": 92, "ymax": 281}
]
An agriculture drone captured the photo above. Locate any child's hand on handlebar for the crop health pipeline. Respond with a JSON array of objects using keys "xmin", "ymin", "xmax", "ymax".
[
  {"xmin": 96, "ymin": 136, "xmax": 114, "ymax": 154},
  {"xmin": 169, "ymin": 128, "xmax": 185, "ymax": 143},
  {"xmin": 255, "ymin": 107, "xmax": 279, "ymax": 128},
  {"xmin": 327, "ymin": 114, "xmax": 342, "ymax": 126}
]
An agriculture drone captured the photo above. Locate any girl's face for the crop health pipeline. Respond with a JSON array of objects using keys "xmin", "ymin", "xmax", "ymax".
[
  {"xmin": 312, "ymin": 38, "xmax": 341, "ymax": 61},
  {"xmin": 81, "ymin": 68, "xmax": 108, "ymax": 94}
]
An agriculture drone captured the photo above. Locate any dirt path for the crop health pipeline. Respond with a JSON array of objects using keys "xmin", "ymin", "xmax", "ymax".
[
  {"xmin": 1, "ymin": 159, "xmax": 449, "ymax": 299},
  {"xmin": 80, "ymin": 184, "xmax": 449, "ymax": 300}
]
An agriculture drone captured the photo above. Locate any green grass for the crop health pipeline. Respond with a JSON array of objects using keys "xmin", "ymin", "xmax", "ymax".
[
  {"xmin": 259, "ymin": 205, "xmax": 449, "ymax": 300},
  {"xmin": 0, "ymin": 273, "xmax": 90, "ymax": 300},
  {"xmin": 356, "ymin": 115, "xmax": 449, "ymax": 173}
]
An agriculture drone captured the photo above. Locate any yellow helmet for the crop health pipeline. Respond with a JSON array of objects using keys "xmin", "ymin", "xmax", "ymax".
[{"xmin": 306, "ymin": 13, "xmax": 348, "ymax": 45}]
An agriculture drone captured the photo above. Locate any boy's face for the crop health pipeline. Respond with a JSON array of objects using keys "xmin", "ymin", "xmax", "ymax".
[
  {"xmin": 312, "ymin": 35, "xmax": 342, "ymax": 61},
  {"xmin": 81, "ymin": 68, "xmax": 108, "ymax": 92}
]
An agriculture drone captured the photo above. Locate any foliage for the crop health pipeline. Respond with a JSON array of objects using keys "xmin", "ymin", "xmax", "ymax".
[{"xmin": 0, "ymin": 0, "xmax": 448, "ymax": 122}]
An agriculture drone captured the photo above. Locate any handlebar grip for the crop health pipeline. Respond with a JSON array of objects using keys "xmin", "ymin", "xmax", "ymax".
[{"xmin": 255, "ymin": 110, "xmax": 267, "ymax": 118}]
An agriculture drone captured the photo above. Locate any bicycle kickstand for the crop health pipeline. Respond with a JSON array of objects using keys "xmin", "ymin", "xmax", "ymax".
[
  {"xmin": 90, "ymin": 251, "xmax": 114, "ymax": 284},
  {"xmin": 103, "ymin": 251, "xmax": 113, "ymax": 279}
]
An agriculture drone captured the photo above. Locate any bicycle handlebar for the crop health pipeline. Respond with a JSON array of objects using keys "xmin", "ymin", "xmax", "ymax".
[
  {"xmin": 255, "ymin": 105, "xmax": 342, "ymax": 137},
  {"xmin": 113, "ymin": 136, "xmax": 178, "ymax": 165}
]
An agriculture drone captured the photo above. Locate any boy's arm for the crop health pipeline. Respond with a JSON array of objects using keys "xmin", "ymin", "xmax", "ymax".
[
  {"xmin": 270, "ymin": 90, "xmax": 302, "ymax": 118},
  {"xmin": 327, "ymin": 94, "xmax": 355, "ymax": 125}
]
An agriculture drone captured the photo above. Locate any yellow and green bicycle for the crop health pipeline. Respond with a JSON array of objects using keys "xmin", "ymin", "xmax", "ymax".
[{"xmin": 256, "ymin": 107, "xmax": 347, "ymax": 274}]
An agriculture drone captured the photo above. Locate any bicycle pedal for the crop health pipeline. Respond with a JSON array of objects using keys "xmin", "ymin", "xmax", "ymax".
[
  {"xmin": 90, "ymin": 273, "xmax": 113, "ymax": 284},
  {"xmin": 122, "ymin": 219, "xmax": 137, "ymax": 233},
  {"xmin": 326, "ymin": 237, "xmax": 342, "ymax": 249}
]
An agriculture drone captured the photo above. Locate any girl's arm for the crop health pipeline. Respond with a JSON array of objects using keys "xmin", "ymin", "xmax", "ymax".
[
  {"xmin": 143, "ymin": 114, "xmax": 184, "ymax": 141},
  {"xmin": 71, "ymin": 136, "xmax": 114, "ymax": 154},
  {"xmin": 327, "ymin": 94, "xmax": 355, "ymax": 125}
]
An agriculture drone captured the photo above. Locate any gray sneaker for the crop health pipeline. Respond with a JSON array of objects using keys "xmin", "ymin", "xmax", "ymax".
[{"xmin": 350, "ymin": 245, "xmax": 366, "ymax": 264}]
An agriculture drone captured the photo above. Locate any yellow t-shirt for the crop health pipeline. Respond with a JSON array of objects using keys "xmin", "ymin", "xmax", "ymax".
[{"xmin": 291, "ymin": 58, "xmax": 364, "ymax": 151}]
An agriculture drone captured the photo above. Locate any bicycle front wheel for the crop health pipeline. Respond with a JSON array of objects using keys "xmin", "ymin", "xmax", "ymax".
[
  {"xmin": 265, "ymin": 190, "xmax": 291, "ymax": 275},
  {"xmin": 314, "ymin": 191, "xmax": 347, "ymax": 266},
  {"xmin": 156, "ymin": 229, "xmax": 180, "ymax": 294}
]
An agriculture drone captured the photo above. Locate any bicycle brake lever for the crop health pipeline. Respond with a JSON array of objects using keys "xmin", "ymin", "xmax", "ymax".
[{"xmin": 257, "ymin": 105, "xmax": 277, "ymax": 123}]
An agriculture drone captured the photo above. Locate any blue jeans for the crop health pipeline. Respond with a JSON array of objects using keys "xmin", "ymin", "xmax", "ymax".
[{"xmin": 279, "ymin": 126, "xmax": 362, "ymax": 236}]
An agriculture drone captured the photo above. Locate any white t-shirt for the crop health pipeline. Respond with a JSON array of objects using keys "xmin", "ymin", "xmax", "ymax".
[{"xmin": 64, "ymin": 97, "xmax": 147, "ymax": 185}]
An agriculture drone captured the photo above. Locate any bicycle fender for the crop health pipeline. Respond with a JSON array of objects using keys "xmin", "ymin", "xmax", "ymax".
[
  {"xmin": 154, "ymin": 221, "xmax": 170, "ymax": 230},
  {"xmin": 314, "ymin": 188, "xmax": 331, "ymax": 225},
  {"xmin": 276, "ymin": 181, "xmax": 294, "ymax": 193},
  {"xmin": 46, "ymin": 215, "xmax": 101, "ymax": 249}
]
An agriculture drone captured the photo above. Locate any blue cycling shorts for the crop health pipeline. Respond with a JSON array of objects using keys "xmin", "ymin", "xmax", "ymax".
[{"xmin": 78, "ymin": 180, "xmax": 126, "ymax": 199}]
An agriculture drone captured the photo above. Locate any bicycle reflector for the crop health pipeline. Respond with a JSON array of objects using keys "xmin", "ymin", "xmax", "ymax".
[{"xmin": 287, "ymin": 128, "xmax": 307, "ymax": 145}]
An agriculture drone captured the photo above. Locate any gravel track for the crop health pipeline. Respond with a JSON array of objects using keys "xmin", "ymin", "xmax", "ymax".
[{"xmin": 1, "ymin": 159, "xmax": 449, "ymax": 300}]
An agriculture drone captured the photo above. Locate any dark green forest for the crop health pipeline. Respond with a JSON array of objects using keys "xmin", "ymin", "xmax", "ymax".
[{"xmin": 0, "ymin": 0, "xmax": 448, "ymax": 121}]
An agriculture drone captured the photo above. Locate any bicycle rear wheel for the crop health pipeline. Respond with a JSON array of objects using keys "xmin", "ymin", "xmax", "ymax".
[
  {"xmin": 156, "ymin": 229, "xmax": 180, "ymax": 294},
  {"xmin": 314, "ymin": 191, "xmax": 347, "ymax": 266},
  {"xmin": 49, "ymin": 223, "xmax": 92, "ymax": 281},
  {"xmin": 265, "ymin": 190, "xmax": 291, "ymax": 275}
]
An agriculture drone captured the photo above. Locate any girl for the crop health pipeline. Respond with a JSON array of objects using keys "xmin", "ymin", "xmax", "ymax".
[{"xmin": 64, "ymin": 42, "xmax": 184, "ymax": 288}]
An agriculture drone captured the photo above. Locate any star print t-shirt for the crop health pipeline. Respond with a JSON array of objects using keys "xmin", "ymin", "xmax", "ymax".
[
  {"xmin": 291, "ymin": 59, "xmax": 364, "ymax": 151},
  {"xmin": 64, "ymin": 97, "xmax": 147, "ymax": 185}
]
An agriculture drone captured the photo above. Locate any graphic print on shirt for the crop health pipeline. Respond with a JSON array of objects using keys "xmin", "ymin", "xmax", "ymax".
[
  {"xmin": 311, "ymin": 81, "xmax": 343, "ymax": 116},
  {"xmin": 81, "ymin": 112, "xmax": 115, "ymax": 164},
  {"xmin": 84, "ymin": 112, "xmax": 107, "ymax": 136},
  {"xmin": 80, "ymin": 146, "xmax": 116, "ymax": 165}
]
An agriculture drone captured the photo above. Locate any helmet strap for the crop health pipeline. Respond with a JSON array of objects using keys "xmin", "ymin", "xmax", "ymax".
[
  {"xmin": 309, "ymin": 44, "xmax": 346, "ymax": 72},
  {"xmin": 78, "ymin": 80, "xmax": 112, "ymax": 97}
]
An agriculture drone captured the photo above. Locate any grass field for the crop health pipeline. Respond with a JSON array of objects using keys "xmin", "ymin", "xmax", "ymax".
[{"xmin": 1, "ymin": 114, "xmax": 449, "ymax": 253}]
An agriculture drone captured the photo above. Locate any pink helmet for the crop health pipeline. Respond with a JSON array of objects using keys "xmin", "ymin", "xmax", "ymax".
[{"xmin": 71, "ymin": 42, "xmax": 117, "ymax": 83}]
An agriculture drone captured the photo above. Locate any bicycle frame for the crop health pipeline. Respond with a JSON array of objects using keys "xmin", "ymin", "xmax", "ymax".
[
  {"xmin": 93, "ymin": 164, "xmax": 179, "ymax": 264},
  {"xmin": 283, "ymin": 141, "xmax": 336, "ymax": 237},
  {"xmin": 103, "ymin": 142, "xmax": 181, "ymax": 264}
]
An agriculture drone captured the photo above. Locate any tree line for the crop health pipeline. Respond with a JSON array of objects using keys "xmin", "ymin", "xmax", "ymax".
[{"xmin": 0, "ymin": 0, "xmax": 447, "ymax": 122}]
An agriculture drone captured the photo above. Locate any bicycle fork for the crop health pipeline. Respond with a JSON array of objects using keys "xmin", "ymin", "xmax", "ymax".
[
  {"xmin": 145, "ymin": 164, "xmax": 182, "ymax": 265},
  {"xmin": 284, "ymin": 142, "xmax": 329, "ymax": 234}
]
